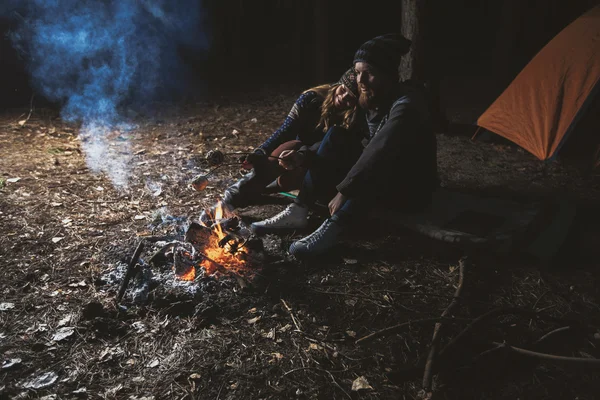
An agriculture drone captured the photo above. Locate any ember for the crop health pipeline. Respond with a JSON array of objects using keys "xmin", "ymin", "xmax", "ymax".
[{"xmin": 177, "ymin": 266, "xmax": 196, "ymax": 281}]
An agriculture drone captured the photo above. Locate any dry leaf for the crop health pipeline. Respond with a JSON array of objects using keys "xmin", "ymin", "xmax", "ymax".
[
  {"xmin": 247, "ymin": 316, "xmax": 261, "ymax": 324},
  {"xmin": 6, "ymin": 178, "xmax": 21, "ymax": 183},
  {"xmin": 51, "ymin": 237, "xmax": 64, "ymax": 243},
  {"xmin": 351, "ymin": 376, "xmax": 373, "ymax": 391},
  {"xmin": 0, "ymin": 303, "xmax": 15, "ymax": 311},
  {"xmin": 52, "ymin": 327, "xmax": 75, "ymax": 342}
]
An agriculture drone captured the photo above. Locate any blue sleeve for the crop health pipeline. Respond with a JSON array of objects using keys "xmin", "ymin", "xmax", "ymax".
[{"xmin": 258, "ymin": 91, "xmax": 322, "ymax": 154}]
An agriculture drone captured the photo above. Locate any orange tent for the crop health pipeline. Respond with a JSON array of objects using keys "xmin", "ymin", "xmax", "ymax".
[{"xmin": 475, "ymin": 5, "xmax": 600, "ymax": 165}]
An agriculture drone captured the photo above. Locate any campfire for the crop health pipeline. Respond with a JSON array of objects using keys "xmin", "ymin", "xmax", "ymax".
[
  {"xmin": 116, "ymin": 202, "xmax": 263, "ymax": 303},
  {"xmin": 177, "ymin": 201, "xmax": 251, "ymax": 279}
]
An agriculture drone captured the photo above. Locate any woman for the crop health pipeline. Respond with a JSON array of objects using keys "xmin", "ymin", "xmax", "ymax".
[{"xmin": 200, "ymin": 68, "xmax": 361, "ymax": 223}]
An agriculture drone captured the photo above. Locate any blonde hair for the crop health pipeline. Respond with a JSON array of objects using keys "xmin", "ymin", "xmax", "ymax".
[{"xmin": 303, "ymin": 84, "xmax": 358, "ymax": 132}]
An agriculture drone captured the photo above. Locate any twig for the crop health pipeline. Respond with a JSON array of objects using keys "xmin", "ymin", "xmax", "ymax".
[
  {"xmin": 324, "ymin": 369, "xmax": 352, "ymax": 400},
  {"xmin": 281, "ymin": 299, "xmax": 303, "ymax": 331},
  {"xmin": 216, "ymin": 381, "xmax": 225, "ymax": 400},
  {"xmin": 534, "ymin": 326, "xmax": 571, "ymax": 345},
  {"xmin": 491, "ymin": 341, "xmax": 600, "ymax": 366},
  {"xmin": 421, "ymin": 256, "xmax": 469, "ymax": 397},
  {"xmin": 355, "ymin": 317, "xmax": 470, "ymax": 345},
  {"xmin": 299, "ymin": 333, "xmax": 361, "ymax": 361},
  {"xmin": 116, "ymin": 240, "xmax": 145, "ymax": 303}
]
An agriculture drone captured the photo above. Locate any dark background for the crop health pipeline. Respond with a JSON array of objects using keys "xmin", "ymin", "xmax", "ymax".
[{"xmin": 1, "ymin": 0, "xmax": 599, "ymax": 115}]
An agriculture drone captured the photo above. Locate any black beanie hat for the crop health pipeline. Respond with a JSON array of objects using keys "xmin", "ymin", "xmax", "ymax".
[
  {"xmin": 336, "ymin": 68, "xmax": 359, "ymax": 98},
  {"xmin": 353, "ymin": 33, "xmax": 412, "ymax": 77}
]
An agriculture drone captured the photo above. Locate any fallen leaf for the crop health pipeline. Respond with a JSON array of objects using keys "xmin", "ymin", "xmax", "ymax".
[
  {"xmin": 351, "ymin": 376, "xmax": 373, "ymax": 391},
  {"xmin": 132, "ymin": 321, "xmax": 146, "ymax": 333},
  {"xmin": 18, "ymin": 120, "xmax": 27, "ymax": 126},
  {"xmin": 0, "ymin": 303, "xmax": 15, "ymax": 311},
  {"xmin": 308, "ymin": 343, "xmax": 322, "ymax": 351},
  {"xmin": 189, "ymin": 373, "xmax": 202, "ymax": 380},
  {"xmin": 52, "ymin": 327, "xmax": 75, "ymax": 342},
  {"xmin": 95, "ymin": 186, "xmax": 104, "ymax": 191},
  {"xmin": 21, "ymin": 371, "xmax": 59, "ymax": 389},
  {"xmin": 134, "ymin": 215, "xmax": 146, "ymax": 220},
  {"xmin": 51, "ymin": 237, "xmax": 64, "ymax": 243},
  {"xmin": 346, "ymin": 330, "xmax": 357, "ymax": 338},
  {"xmin": 146, "ymin": 359, "xmax": 160, "ymax": 368},
  {"xmin": 247, "ymin": 307, "xmax": 257, "ymax": 314},
  {"xmin": 50, "ymin": 202, "xmax": 63, "ymax": 207},
  {"xmin": 6, "ymin": 178, "xmax": 21, "ymax": 183},
  {"xmin": 247, "ymin": 316, "xmax": 261, "ymax": 324},
  {"xmin": 57, "ymin": 314, "xmax": 73, "ymax": 327},
  {"xmin": 250, "ymin": 118, "xmax": 258, "ymax": 123},
  {"xmin": 2, "ymin": 358, "xmax": 22, "ymax": 369}
]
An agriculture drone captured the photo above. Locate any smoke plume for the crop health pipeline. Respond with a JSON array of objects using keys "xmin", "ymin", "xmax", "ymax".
[{"xmin": 4, "ymin": 0, "xmax": 209, "ymax": 188}]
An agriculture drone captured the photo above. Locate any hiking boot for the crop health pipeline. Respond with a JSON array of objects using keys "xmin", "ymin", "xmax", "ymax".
[
  {"xmin": 250, "ymin": 203, "xmax": 308, "ymax": 234},
  {"xmin": 288, "ymin": 218, "xmax": 342, "ymax": 258}
]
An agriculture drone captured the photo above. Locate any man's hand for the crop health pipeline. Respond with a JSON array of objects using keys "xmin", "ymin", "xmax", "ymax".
[
  {"xmin": 328, "ymin": 192, "xmax": 346, "ymax": 216},
  {"xmin": 278, "ymin": 150, "xmax": 304, "ymax": 170}
]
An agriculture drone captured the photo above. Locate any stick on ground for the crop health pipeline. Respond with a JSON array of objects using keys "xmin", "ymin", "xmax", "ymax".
[
  {"xmin": 421, "ymin": 256, "xmax": 469, "ymax": 398},
  {"xmin": 116, "ymin": 240, "xmax": 145, "ymax": 303}
]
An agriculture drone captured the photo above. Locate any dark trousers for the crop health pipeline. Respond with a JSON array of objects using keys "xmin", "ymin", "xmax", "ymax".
[{"xmin": 296, "ymin": 126, "xmax": 365, "ymax": 226}]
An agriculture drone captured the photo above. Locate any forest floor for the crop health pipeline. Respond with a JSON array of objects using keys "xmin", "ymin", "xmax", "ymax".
[{"xmin": 1, "ymin": 87, "xmax": 600, "ymax": 399}]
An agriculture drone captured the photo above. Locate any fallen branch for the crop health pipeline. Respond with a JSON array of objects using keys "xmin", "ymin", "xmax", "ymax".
[
  {"xmin": 421, "ymin": 256, "xmax": 469, "ymax": 397},
  {"xmin": 281, "ymin": 299, "xmax": 303, "ymax": 332},
  {"xmin": 116, "ymin": 240, "xmax": 145, "ymax": 303},
  {"xmin": 491, "ymin": 341, "xmax": 600, "ymax": 367},
  {"xmin": 355, "ymin": 317, "xmax": 471, "ymax": 345}
]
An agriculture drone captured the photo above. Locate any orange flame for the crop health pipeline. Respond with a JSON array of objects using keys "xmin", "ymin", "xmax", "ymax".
[
  {"xmin": 198, "ymin": 201, "xmax": 247, "ymax": 275},
  {"xmin": 177, "ymin": 266, "xmax": 196, "ymax": 281}
]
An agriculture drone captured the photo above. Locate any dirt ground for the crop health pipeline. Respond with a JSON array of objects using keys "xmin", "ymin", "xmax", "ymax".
[{"xmin": 1, "ymin": 89, "xmax": 600, "ymax": 400}]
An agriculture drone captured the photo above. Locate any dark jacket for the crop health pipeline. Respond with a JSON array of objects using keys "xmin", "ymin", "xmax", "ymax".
[{"xmin": 336, "ymin": 82, "xmax": 438, "ymax": 210}]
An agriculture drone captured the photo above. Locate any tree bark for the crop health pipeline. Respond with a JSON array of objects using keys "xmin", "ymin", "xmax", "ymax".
[
  {"xmin": 313, "ymin": 1, "xmax": 328, "ymax": 83},
  {"xmin": 400, "ymin": 0, "xmax": 447, "ymax": 132},
  {"xmin": 400, "ymin": 0, "xmax": 426, "ymax": 82}
]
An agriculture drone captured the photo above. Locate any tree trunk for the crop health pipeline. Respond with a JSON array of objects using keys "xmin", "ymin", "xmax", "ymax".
[
  {"xmin": 400, "ymin": 0, "xmax": 425, "ymax": 82},
  {"xmin": 400, "ymin": 0, "xmax": 447, "ymax": 132},
  {"xmin": 313, "ymin": 1, "xmax": 328, "ymax": 83}
]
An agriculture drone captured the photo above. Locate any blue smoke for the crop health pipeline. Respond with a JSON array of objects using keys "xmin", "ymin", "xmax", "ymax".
[{"xmin": 4, "ymin": 0, "xmax": 210, "ymax": 187}]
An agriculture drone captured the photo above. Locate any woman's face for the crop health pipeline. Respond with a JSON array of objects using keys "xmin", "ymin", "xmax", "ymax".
[{"xmin": 333, "ymin": 84, "xmax": 356, "ymax": 109}]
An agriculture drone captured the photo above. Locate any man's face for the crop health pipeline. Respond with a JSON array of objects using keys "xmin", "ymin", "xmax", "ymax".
[{"xmin": 355, "ymin": 62, "xmax": 386, "ymax": 109}]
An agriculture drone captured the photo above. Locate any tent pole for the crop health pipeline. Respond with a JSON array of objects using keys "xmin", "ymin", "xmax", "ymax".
[{"xmin": 471, "ymin": 126, "xmax": 482, "ymax": 141}]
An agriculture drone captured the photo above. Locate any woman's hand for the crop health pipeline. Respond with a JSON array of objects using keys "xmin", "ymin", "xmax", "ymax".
[
  {"xmin": 278, "ymin": 150, "xmax": 304, "ymax": 170},
  {"xmin": 240, "ymin": 149, "xmax": 266, "ymax": 170},
  {"xmin": 328, "ymin": 192, "xmax": 346, "ymax": 216}
]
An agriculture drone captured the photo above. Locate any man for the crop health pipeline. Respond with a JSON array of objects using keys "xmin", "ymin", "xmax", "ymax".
[{"xmin": 251, "ymin": 34, "xmax": 438, "ymax": 258}]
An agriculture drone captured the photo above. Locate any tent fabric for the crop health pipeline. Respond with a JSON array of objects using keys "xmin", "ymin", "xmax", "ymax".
[{"xmin": 476, "ymin": 5, "xmax": 600, "ymax": 161}]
